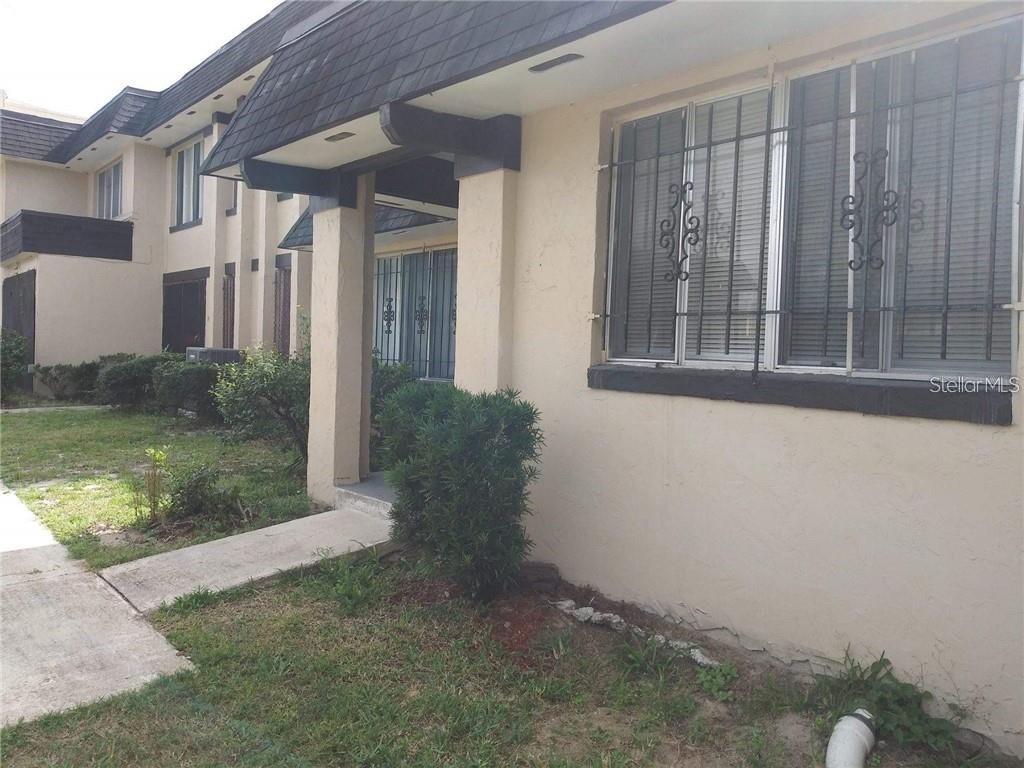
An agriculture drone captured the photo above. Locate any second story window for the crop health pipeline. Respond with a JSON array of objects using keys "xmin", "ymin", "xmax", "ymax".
[
  {"xmin": 173, "ymin": 139, "xmax": 203, "ymax": 226},
  {"xmin": 96, "ymin": 159, "xmax": 122, "ymax": 219}
]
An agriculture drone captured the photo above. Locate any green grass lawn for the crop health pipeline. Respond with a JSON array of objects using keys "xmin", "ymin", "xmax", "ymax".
[
  {"xmin": 1, "ymin": 555, "xmax": 1016, "ymax": 768},
  {"xmin": 0, "ymin": 409, "xmax": 312, "ymax": 568}
]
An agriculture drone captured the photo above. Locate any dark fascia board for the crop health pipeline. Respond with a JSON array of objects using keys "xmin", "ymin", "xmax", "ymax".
[
  {"xmin": 163, "ymin": 266, "xmax": 211, "ymax": 285},
  {"xmin": 1, "ymin": 210, "xmax": 133, "ymax": 262},
  {"xmin": 239, "ymin": 157, "xmax": 357, "ymax": 204},
  {"xmin": 213, "ymin": 111, "xmax": 235, "ymax": 125},
  {"xmin": 239, "ymin": 154, "xmax": 457, "ymax": 211},
  {"xmin": 587, "ymin": 364, "xmax": 1013, "ymax": 427},
  {"xmin": 225, "ymin": 262, "xmax": 236, "ymax": 276},
  {"xmin": 379, "ymin": 102, "xmax": 520, "ymax": 175}
]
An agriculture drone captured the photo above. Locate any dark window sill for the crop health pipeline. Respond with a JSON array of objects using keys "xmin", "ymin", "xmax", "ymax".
[
  {"xmin": 587, "ymin": 364, "xmax": 1013, "ymax": 426},
  {"xmin": 169, "ymin": 218, "xmax": 203, "ymax": 234}
]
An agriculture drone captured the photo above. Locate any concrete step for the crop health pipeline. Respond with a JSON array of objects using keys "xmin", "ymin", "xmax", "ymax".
[
  {"xmin": 334, "ymin": 472, "xmax": 395, "ymax": 521},
  {"xmin": 100, "ymin": 508, "xmax": 391, "ymax": 613}
]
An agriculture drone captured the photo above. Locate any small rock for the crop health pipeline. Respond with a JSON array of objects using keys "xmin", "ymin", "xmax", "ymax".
[
  {"xmin": 573, "ymin": 606, "xmax": 596, "ymax": 622},
  {"xmin": 553, "ymin": 599, "xmax": 576, "ymax": 613}
]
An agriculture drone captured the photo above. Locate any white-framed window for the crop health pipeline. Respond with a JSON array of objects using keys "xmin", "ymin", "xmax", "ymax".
[
  {"xmin": 606, "ymin": 19, "xmax": 1023, "ymax": 379},
  {"xmin": 96, "ymin": 159, "xmax": 122, "ymax": 219},
  {"xmin": 173, "ymin": 139, "xmax": 203, "ymax": 226}
]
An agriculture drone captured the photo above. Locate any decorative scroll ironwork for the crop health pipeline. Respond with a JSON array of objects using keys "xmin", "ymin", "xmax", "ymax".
[
  {"xmin": 841, "ymin": 149, "xmax": 899, "ymax": 271},
  {"xmin": 415, "ymin": 295, "xmax": 429, "ymax": 335},
  {"xmin": 382, "ymin": 296, "xmax": 396, "ymax": 336},
  {"xmin": 450, "ymin": 298, "xmax": 457, "ymax": 336},
  {"xmin": 661, "ymin": 181, "xmax": 700, "ymax": 283}
]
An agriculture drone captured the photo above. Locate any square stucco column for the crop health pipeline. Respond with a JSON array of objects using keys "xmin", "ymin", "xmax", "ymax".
[
  {"xmin": 306, "ymin": 175, "xmax": 375, "ymax": 504},
  {"xmin": 453, "ymin": 168, "xmax": 518, "ymax": 392}
]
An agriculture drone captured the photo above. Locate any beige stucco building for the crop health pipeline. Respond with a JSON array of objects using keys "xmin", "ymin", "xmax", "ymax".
[{"xmin": 4, "ymin": 0, "xmax": 1024, "ymax": 757}]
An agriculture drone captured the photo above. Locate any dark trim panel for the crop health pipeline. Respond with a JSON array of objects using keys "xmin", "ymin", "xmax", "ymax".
[
  {"xmin": 276, "ymin": 192, "xmax": 294, "ymax": 202},
  {"xmin": 250, "ymin": 258, "xmax": 259, "ymax": 272},
  {"xmin": 379, "ymin": 102, "xmax": 520, "ymax": 176},
  {"xmin": 275, "ymin": 253, "xmax": 292, "ymax": 269},
  {"xmin": 169, "ymin": 218, "xmax": 203, "ymax": 234},
  {"xmin": 164, "ymin": 125, "xmax": 213, "ymax": 156},
  {"xmin": 1, "ymin": 210, "xmax": 132, "ymax": 262},
  {"xmin": 224, "ymin": 262, "xmax": 236, "ymax": 277},
  {"xmin": 587, "ymin": 364, "xmax": 1013, "ymax": 426},
  {"xmin": 163, "ymin": 266, "xmax": 210, "ymax": 285},
  {"xmin": 213, "ymin": 111, "xmax": 234, "ymax": 125}
]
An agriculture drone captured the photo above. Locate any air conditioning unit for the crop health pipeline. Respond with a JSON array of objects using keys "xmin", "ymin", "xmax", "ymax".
[{"xmin": 185, "ymin": 347, "xmax": 242, "ymax": 364}]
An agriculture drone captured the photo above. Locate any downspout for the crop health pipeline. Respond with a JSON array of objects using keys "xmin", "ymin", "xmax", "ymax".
[{"xmin": 825, "ymin": 709, "xmax": 876, "ymax": 768}]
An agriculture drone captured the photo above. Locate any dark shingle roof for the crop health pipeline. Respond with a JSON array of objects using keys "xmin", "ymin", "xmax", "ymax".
[
  {"xmin": 1, "ymin": 1, "xmax": 328, "ymax": 164},
  {"xmin": 279, "ymin": 204, "xmax": 451, "ymax": 250},
  {"xmin": 204, "ymin": 1, "xmax": 664, "ymax": 173},
  {"xmin": 46, "ymin": 88, "xmax": 159, "ymax": 163},
  {"xmin": 0, "ymin": 110, "xmax": 79, "ymax": 161},
  {"xmin": 141, "ymin": 0, "xmax": 332, "ymax": 135}
]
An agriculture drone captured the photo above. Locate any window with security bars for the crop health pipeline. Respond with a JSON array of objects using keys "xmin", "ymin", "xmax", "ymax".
[
  {"xmin": 372, "ymin": 249, "xmax": 457, "ymax": 380},
  {"xmin": 607, "ymin": 20, "xmax": 1022, "ymax": 378}
]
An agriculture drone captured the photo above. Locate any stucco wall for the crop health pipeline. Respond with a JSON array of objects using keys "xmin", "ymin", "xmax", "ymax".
[
  {"xmin": 1, "ymin": 157, "xmax": 88, "ymax": 219},
  {"xmin": 462, "ymin": 4, "xmax": 1024, "ymax": 755},
  {"xmin": 11, "ymin": 253, "xmax": 160, "ymax": 364}
]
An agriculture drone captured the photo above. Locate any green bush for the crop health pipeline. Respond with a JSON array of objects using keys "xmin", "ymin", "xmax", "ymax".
[
  {"xmin": 213, "ymin": 347, "xmax": 310, "ymax": 462},
  {"xmin": 35, "ymin": 361, "xmax": 102, "ymax": 401},
  {"xmin": 96, "ymin": 353, "xmax": 181, "ymax": 406},
  {"xmin": 370, "ymin": 359, "xmax": 415, "ymax": 470},
  {"xmin": 383, "ymin": 386, "xmax": 543, "ymax": 600},
  {"xmin": 807, "ymin": 651, "xmax": 957, "ymax": 751},
  {"xmin": 166, "ymin": 462, "xmax": 244, "ymax": 528},
  {"xmin": 153, "ymin": 360, "xmax": 221, "ymax": 420},
  {"xmin": 0, "ymin": 329, "xmax": 28, "ymax": 403}
]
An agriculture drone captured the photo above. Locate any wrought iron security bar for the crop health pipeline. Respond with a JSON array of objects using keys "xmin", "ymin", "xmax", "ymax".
[
  {"xmin": 373, "ymin": 248, "xmax": 457, "ymax": 380},
  {"xmin": 604, "ymin": 20, "xmax": 1022, "ymax": 379}
]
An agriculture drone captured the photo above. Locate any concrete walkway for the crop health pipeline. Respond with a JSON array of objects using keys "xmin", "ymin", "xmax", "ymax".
[
  {"xmin": 0, "ymin": 485, "xmax": 189, "ymax": 725},
  {"xmin": 102, "ymin": 499, "xmax": 393, "ymax": 613},
  {"xmin": 1, "ymin": 405, "xmax": 111, "ymax": 415}
]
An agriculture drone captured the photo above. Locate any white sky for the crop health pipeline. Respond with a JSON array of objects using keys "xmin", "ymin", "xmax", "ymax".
[{"xmin": 0, "ymin": 0, "xmax": 283, "ymax": 119}]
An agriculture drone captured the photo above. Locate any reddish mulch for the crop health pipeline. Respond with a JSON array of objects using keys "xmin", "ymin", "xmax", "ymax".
[
  {"xmin": 486, "ymin": 593, "xmax": 558, "ymax": 662},
  {"xmin": 389, "ymin": 577, "xmax": 460, "ymax": 606}
]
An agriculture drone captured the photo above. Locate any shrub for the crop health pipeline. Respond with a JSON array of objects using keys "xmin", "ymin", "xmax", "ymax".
[
  {"xmin": 127, "ymin": 446, "xmax": 169, "ymax": 526},
  {"xmin": 35, "ymin": 361, "xmax": 102, "ymax": 401},
  {"xmin": 383, "ymin": 386, "xmax": 543, "ymax": 600},
  {"xmin": 165, "ymin": 462, "xmax": 245, "ymax": 528},
  {"xmin": 153, "ymin": 360, "xmax": 221, "ymax": 420},
  {"xmin": 0, "ymin": 329, "xmax": 28, "ymax": 403},
  {"xmin": 807, "ymin": 650, "xmax": 957, "ymax": 751},
  {"xmin": 213, "ymin": 347, "xmax": 310, "ymax": 462},
  {"xmin": 370, "ymin": 359, "xmax": 415, "ymax": 470},
  {"xmin": 96, "ymin": 353, "xmax": 181, "ymax": 406}
]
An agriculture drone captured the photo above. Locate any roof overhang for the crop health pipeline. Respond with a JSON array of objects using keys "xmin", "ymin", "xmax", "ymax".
[{"xmin": 210, "ymin": 0, "xmax": 962, "ymax": 188}]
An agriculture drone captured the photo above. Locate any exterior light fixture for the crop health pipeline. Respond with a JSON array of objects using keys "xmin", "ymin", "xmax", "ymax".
[
  {"xmin": 187, "ymin": 110, "xmax": 197, "ymax": 115},
  {"xmin": 528, "ymin": 53, "xmax": 584, "ymax": 73},
  {"xmin": 212, "ymin": 93, "xmax": 223, "ymax": 100},
  {"xmin": 164, "ymin": 124, "xmax": 173, "ymax": 129},
  {"xmin": 324, "ymin": 131, "xmax": 355, "ymax": 142},
  {"xmin": 243, "ymin": 75, "xmax": 255, "ymax": 81}
]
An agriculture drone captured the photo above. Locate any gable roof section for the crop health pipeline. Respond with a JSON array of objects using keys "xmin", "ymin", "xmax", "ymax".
[
  {"xmin": 279, "ymin": 204, "xmax": 451, "ymax": 250},
  {"xmin": 204, "ymin": 1, "xmax": 664, "ymax": 173},
  {"xmin": 0, "ymin": 110, "xmax": 79, "ymax": 161},
  {"xmin": 1, "ymin": 1, "xmax": 328, "ymax": 165}
]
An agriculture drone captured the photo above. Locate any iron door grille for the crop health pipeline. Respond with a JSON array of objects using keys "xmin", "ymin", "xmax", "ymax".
[
  {"xmin": 372, "ymin": 248, "xmax": 457, "ymax": 380},
  {"xmin": 274, "ymin": 266, "xmax": 291, "ymax": 357},
  {"xmin": 222, "ymin": 274, "xmax": 235, "ymax": 349}
]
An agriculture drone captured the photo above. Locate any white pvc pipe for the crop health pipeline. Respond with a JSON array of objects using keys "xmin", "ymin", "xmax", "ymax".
[{"xmin": 825, "ymin": 709, "xmax": 876, "ymax": 768}]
